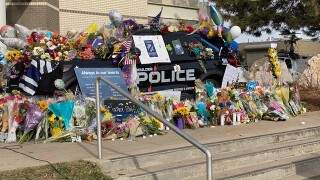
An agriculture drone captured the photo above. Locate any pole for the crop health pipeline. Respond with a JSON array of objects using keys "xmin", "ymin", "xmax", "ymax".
[
  {"xmin": 95, "ymin": 78, "xmax": 102, "ymax": 159},
  {"xmin": 0, "ymin": 0, "xmax": 6, "ymax": 27}
]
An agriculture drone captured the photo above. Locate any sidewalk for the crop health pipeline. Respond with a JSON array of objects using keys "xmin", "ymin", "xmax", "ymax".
[{"xmin": 1, "ymin": 112, "xmax": 320, "ymax": 172}]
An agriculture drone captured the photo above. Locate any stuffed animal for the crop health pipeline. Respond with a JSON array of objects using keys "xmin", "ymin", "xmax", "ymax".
[{"xmin": 217, "ymin": 89, "xmax": 231, "ymax": 124}]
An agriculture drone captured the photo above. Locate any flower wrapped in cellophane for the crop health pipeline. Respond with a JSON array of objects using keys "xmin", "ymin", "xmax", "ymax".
[
  {"xmin": 262, "ymin": 90, "xmax": 289, "ymax": 121},
  {"xmin": 19, "ymin": 104, "xmax": 44, "ymax": 143},
  {"xmin": 6, "ymin": 99, "xmax": 30, "ymax": 143}
]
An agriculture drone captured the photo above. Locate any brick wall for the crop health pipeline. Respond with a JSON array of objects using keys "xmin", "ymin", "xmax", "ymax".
[
  {"xmin": 58, "ymin": 0, "xmax": 148, "ymax": 34},
  {"xmin": 6, "ymin": 0, "xmax": 59, "ymax": 31},
  {"xmin": 148, "ymin": 0, "xmax": 199, "ymax": 8},
  {"xmin": 6, "ymin": 3, "xmax": 48, "ymax": 29}
]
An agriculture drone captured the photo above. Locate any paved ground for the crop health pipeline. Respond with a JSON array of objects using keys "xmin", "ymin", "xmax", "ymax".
[{"xmin": 1, "ymin": 111, "xmax": 320, "ymax": 172}]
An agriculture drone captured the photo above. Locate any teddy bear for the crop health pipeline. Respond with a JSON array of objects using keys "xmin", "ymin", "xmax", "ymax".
[{"xmin": 217, "ymin": 88, "xmax": 231, "ymax": 125}]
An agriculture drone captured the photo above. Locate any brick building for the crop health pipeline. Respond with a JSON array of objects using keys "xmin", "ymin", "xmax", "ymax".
[{"xmin": 5, "ymin": 0, "xmax": 200, "ymax": 35}]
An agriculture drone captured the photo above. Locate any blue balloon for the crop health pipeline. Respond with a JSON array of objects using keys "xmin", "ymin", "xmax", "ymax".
[
  {"xmin": 231, "ymin": 40, "xmax": 238, "ymax": 52},
  {"xmin": 46, "ymin": 31, "xmax": 53, "ymax": 38}
]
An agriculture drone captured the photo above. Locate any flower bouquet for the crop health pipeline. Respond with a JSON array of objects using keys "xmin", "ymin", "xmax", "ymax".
[
  {"xmin": 6, "ymin": 100, "xmax": 30, "ymax": 143},
  {"xmin": 206, "ymin": 103, "xmax": 218, "ymax": 126},
  {"xmin": 18, "ymin": 104, "xmax": 44, "ymax": 143},
  {"xmin": 140, "ymin": 116, "xmax": 164, "ymax": 135},
  {"xmin": 173, "ymin": 103, "xmax": 191, "ymax": 130}
]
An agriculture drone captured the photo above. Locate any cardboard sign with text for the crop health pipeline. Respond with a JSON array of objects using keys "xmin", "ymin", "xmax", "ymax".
[
  {"xmin": 104, "ymin": 100, "xmax": 139, "ymax": 119},
  {"xmin": 75, "ymin": 68, "xmax": 128, "ymax": 99}
]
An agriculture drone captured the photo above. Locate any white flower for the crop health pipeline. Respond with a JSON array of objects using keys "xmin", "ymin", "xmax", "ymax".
[
  {"xmin": 210, "ymin": 105, "xmax": 215, "ymax": 110},
  {"xmin": 40, "ymin": 54, "xmax": 46, "ymax": 59},
  {"xmin": 73, "ymin": 105, "xmax": 86, "ymax": 119}
]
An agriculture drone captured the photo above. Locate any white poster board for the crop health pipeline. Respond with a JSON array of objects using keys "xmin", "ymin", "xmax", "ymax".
[
  {"xmin": 133, "ymin": 35, "xmax": 171, "ymax": 64},
  {"xmin": 157, "ymin": 90, "xmax": 181, "ymax": 100},
  {"xmin": 222, "ymin": 64, "xmax": 242, "ymax": 88}
]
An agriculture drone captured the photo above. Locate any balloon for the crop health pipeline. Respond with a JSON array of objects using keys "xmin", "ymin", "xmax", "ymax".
[
  {"xmin": 199, "ymin": 12, "xmax": 208, "ymax": 22},
  {"xmin": 231, "ymin": 40, "xmax": 239, "ymax": 52},
  {"xmin": 14, "ymin": 24, "xmax": 31, "ymax": 40},
  {"xmin": 108, "ymin": 9, "xmax": 123, "ymax": 27},
  {"xmin": 222, "ymin": 27, "xmax": 233, "ymax": 44},
  {"xmin": 0, "ymin": 25, "xmax": 16, "ymax": 38},
  {"xmin": 46, "ymin": 31, "xmax": 53, "ymax": 38},
  {"xmin": 217, "ymin": 25, "xmax": 223, "ymax": 37},
  {"xmin": 54, "ymin": 79, "xmax": 65, "ymax": 90},
  {"xmin": 87, "ymin": 22, "xmax": 98, "ymax": 34},
  {"xmin": 0, "ymin": 37, "xmax": 27, "ymax": 49},
  {"xmin": 209, "ymin": 5, "xmax": 223, "ymax": 26},
  {"xmin": 230, "ymin": 26, "xmax": 242, "ymax": 39}
]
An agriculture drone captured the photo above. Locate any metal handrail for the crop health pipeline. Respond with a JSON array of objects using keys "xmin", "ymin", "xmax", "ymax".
[{"xmin": 95, "ymin": 77, "xmax": 212, "ymax": 180}]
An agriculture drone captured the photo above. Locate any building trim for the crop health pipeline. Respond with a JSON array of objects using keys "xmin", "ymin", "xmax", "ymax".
[
  {"xmin": 59, "ymin": 9, "xmax": 147, "ymax": 20},
  {"xmin": 148, "ymin": 2, "xmax": 199, "ymax": 10}
]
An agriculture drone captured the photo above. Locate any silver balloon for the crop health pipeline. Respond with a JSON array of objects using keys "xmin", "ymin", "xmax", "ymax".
[
  {"xmin": 14, "ymin": 24, "xmax": 31, "ymax": 40},
  {"xmin": 0, "ymin": 25, "xmax": 16, "ymax": 38},
  {"xmin": 108, "ymin": 9, "xmax": 123, "ymax": 27}
]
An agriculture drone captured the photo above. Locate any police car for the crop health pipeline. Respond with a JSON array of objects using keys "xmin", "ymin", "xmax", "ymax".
[{"xmin": 62, "ymin": 29, "xmax": 238, "ymax": 99}]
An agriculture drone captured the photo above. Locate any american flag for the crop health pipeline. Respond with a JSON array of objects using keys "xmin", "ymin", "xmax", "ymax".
[
  {"xmin": 150, "ymin": 7, "xmax": 163, "ymax": 25},
  {"xmin": 123, "ymin": 54, "xmax": 135, "ymax": 65},
  {"xmin": 121, "ymin": 40, "xmax": 132, "ymax": 53}
]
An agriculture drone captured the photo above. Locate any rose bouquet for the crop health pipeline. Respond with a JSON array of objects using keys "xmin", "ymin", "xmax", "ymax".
[{"xmin": 6, "ymin": 100, "xmax": 30, "ymax": 143}]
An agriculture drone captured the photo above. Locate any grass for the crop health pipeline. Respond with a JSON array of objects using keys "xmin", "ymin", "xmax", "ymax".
[{"xmin": 0, "ymin": 160, "xmax": 113, "ymax": 180}]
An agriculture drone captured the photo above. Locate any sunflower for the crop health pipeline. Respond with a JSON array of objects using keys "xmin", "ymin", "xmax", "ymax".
[
  {"xmin": 154, "ymin": 93, "xmax": 162, "ymax": 101},
  {"xmin": 5, "ymin": 53, "xmax": 12, "ymax": 61},
  {"xmin": 11, "ymin": 51, "xmax": 18, "ymax": 57},
  {"xmin": 38, "ymin": 101, "xmax": 48, "ymax": 110},
  {"xmin": 100, "ymin": 107, "xmax": 107, "ymax": 113}
]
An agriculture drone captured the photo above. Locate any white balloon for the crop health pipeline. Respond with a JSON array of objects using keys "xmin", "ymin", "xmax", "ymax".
[
  {"xmin": 230, "ymin": 26, "xmax": 241, "ymax": 39},
  {"xmin": 108, "ymin": 9, "xmax": 123, "ymax": 27}
]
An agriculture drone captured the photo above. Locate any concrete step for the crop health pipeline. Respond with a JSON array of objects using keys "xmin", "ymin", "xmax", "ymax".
[
  {"xmin": 188, "ymin": 152, "xmax": 320, "ymax": 180},
  {"xmin": 103, "ymin": 136, "xmax": 320, "ymax": 180},
  {"xmin": 99, "ymin": 126, "xmax": 320, "ymax": 173},
  {"xmin": 280, "ymin": 170, "xmax": 320, "ymax": 180},
  {"xmin": 215, "ymin": 151, "xmax": 320, "ymax": 180}
]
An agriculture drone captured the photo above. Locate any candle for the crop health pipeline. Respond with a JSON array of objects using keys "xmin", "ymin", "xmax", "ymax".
[
  {"xmin": 233, "ymin": 113, "xmax": 237, "ymax": 125},
  {"xmin": 220, "ymin": 115, "xmax": 225, "ymax": 126},
  {"xmin": 236, "ymin": 113, "xmax": 241, "ymax": 122}
]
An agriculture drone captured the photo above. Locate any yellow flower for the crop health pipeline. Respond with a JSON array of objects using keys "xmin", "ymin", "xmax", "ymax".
[
  {"xmin": 103, "ymin": 112, "xmax": 113, "ymax": 122},
  {"xmin": 143, "ymin": 119, "xmax": 152, "ymax": 124},
  {"xmin": 38, "ymin": 101, "xmax": 48, "ymax": 110},
  {"xmin": 59, "ymin": 117, "xmax": 63, "ymax": 121},
  {"xmin": 109, "ymin": 97, "xmax": 117, "ymax": 100},
  {"xmin": 154, "ymin": 93, "xmax": 162, "ymax": 100},
  {"xmin": 152, "ymin": 117, "xmax": 161, "ymax": 128},
  {"xmin": 5, "ymin": 53, "xmax": 12, "ymax": 61},
  {"xmin": 48, "ymin": 117, "xmax": 55, "ymax": 123},
  {"xmin": 51, "ymin": 127, "xmax": 62, "ymax": 137},
  {"xmin": 113, "ymin": 44, "xmax": 121, "ymax": 52},
  {"xmin": 52, "ymin": 114, "xmax": 56, "ymax": 119},
  {"xmin": 100, "ymin": 107, "xmax": 107, "ymax": 113}
]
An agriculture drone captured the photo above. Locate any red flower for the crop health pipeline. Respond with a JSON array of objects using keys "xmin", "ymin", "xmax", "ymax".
[
  {"xmin": 161, "ymin": 26, "xmax": 169, "ymax": 35},
  {"xmin": 185, "ymin": 26, "xmax": 194, "ymax": 33}
]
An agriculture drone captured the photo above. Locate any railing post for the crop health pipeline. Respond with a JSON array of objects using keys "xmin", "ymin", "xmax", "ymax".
[
  {"xmin": 95, "ymin": 76, "xmax": 212, "ymax": 179},
  {"xmin": 95, "ymin": 77, "xmax": 102, "ymax": 159}
]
